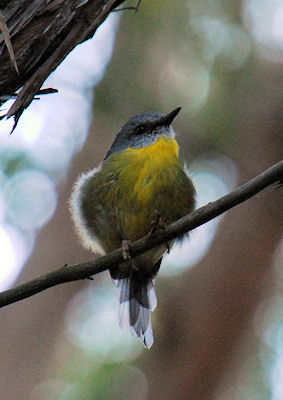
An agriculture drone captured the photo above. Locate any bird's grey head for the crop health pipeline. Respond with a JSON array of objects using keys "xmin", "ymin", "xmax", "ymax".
[{"xmin": 104, "ymin": 107, "xmax": 181, "ymax": 159}]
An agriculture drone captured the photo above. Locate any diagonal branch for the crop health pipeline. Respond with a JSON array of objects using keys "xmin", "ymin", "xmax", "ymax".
[{"xmin": 0, "ymin": 160, "xmax": 282, "ymax": 309}]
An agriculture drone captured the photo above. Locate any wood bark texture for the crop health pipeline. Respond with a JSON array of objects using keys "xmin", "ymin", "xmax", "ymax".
[{"xmin": 0, "ymin": 0, "xmax": 124, "ymax": 130}]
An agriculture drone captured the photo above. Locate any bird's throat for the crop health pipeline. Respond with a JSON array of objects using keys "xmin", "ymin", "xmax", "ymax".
[{"xmin": 125, "ymin": 135, "xmax": 179, "ymax": 164}]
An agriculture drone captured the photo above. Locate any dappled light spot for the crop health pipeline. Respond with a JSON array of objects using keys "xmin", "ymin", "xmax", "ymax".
[
  {"xmin": 0, "ymin": 223, "xmax": 34, "ymax": 290},
  {"xmin": 4, "ymin": 170, "xmax": 57, "ymax": 231},
  {"xmin": 243, "ymin": 0, "xmax": 283, "ymax": 62},
  {"xmin": 65, "ymin": 281, "xmax": 143, "ymax": 363}
]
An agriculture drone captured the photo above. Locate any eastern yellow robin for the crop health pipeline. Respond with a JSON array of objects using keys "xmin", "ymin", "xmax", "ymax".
[{"xmin": 70, "ymin": 107, "xmax": 195, "ymax": 348}]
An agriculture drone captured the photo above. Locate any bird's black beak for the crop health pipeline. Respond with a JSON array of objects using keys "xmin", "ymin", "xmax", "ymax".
[{"xmin": 160, "ymin": 107, "xmax": 182, "ymax": 126}]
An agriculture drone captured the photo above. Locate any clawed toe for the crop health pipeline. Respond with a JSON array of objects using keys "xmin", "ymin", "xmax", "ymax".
[
  {"xmin": 149, "ymin": 210, "xmax": 170, "ymax": 253},
  {"xmin": 122, "ymin": 240, "xmax": 138, "ymax": 271}
]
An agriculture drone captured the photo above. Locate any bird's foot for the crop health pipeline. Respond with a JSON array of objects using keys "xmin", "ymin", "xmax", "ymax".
[
  {"xmin": 149, "ymin": 210, "xmax": 170, "ymax": 253},
  {"xmin": 149, "ymin": 210, "xmax": 162, "ymax": 235},
  {"xmin": 122, "ymin": 240, "xmax": 138, "ymax": 271}
]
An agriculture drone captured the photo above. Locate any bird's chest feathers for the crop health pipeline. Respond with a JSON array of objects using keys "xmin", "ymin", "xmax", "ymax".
[{"xmin": 111, "ymin": 136, "xmax": 180, "ymax": 207}]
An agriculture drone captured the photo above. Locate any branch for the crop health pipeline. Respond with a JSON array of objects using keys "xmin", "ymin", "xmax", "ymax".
[{"xmin": 0, "ymin": 160, "xmax": 282, "ymax": 309}]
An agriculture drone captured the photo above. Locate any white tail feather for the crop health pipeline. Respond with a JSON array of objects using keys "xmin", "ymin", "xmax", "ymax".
[{"xmin": 115, "ymin": 277, "xmax": 156, "ymax": 349}]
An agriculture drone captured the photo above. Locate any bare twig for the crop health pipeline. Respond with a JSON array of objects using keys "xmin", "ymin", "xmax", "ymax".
[
  {"xmin": 0, "ymin": 160, "xmax": 282, "ymax": 309},
  {"xmin": 114, "ymin": 0, "xmax": 142, "ymax": 13}
]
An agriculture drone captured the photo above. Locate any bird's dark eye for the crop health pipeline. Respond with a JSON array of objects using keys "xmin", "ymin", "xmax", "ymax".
[{"xmin": 135, "ymin": 125, "xmax": 146, "ymax": 135}]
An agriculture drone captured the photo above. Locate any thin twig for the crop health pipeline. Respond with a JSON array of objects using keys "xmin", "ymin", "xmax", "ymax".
[
  {"xmin": 114, "ymin": 0, "xmax": 142, "ymax": 13},
  {"xmin": 0, "ymin": 160, "xmax": 282, "ymax": 309}
]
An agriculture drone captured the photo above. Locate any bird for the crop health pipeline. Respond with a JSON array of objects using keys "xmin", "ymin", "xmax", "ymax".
[{"xmin": 69, "ymin": 107, "xmax": 196, "ymax": 348}]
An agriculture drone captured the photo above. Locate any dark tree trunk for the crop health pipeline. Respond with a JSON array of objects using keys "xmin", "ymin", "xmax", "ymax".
[{"xmin": 0, "ymin": 0, "xmax": 124, "ymax": 128}]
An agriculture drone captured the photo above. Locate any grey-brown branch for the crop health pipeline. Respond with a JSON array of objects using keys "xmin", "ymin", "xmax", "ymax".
[{"xmin": 0, "ymin": 160, "xmax": 282, "ymax": 309}]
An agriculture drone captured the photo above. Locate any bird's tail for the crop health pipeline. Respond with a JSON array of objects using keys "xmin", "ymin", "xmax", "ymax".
[{"xmin": 115, "ymin": 274, "xmax": 157, "ymax": 349}]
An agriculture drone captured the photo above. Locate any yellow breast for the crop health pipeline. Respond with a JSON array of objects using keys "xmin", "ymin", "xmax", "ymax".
[{"xmin": 121, "ymin": 136, "xmax": 180, "ymax": 206}]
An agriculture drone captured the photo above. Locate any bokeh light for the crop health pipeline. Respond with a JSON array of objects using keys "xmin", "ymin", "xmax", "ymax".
[
  {"xmin": 65, "ymin": 281, "xmax": 143, "ymax": 363},
  {"xmin": 243, "ymin": 0, "xmax": 283, "ymax": 61},
  {"xmin": 30, "ymin": 364, "xmax": 148, "ymax": 400},
  {"xmin": 4, "ymin": 170, "xmax": 57, "ymax": 231},
  {"xmin": 0, "ymin": 223, "xmax": 34, "ymax": 291},
  {"xmin": 0, "ymin": 225, "xmax": 15, "ymax": 284},
  {"xmin": 190, "ymin": 16, "xmax": 251, "ymax": 69},
  {"xmin": 158, "ymin": 57, "xmax": 211, "ymax": 112},
  {"xmin": 29, "ymin": 380, "xmax": 76, "ymax": 400}
]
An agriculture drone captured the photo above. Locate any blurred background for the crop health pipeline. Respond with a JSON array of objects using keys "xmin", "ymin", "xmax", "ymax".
[{"xmin": 0, "ymin": 0, "xmax": 282, "ymax": 399}]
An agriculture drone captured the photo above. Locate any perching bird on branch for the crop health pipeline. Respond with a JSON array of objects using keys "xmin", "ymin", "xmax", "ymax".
[{"xmin": 69, "ymin": 107, "xmax": 196, "ymax": 348}]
